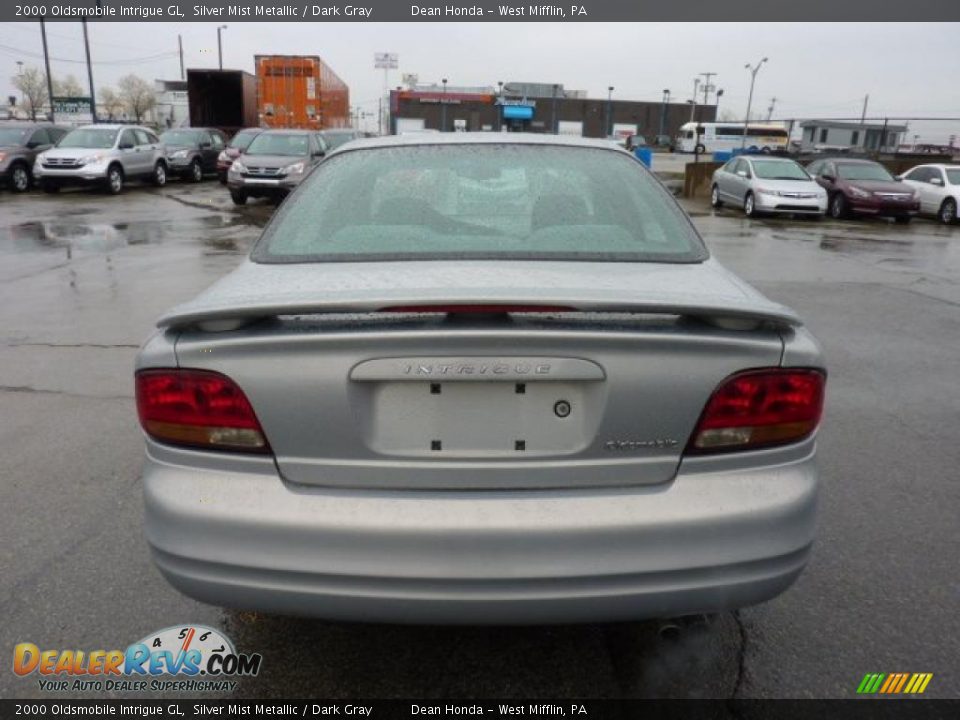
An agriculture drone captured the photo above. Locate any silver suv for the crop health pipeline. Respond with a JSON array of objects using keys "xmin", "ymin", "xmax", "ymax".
[{"xmin": 34, "ymin": 124, "xmax": 168, "ymax": 194}]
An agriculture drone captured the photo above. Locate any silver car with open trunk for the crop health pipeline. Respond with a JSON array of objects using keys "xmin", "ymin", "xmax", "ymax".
[{"xmin": 136, "ymin": 133, "xmax": 826, "ymax": 624}]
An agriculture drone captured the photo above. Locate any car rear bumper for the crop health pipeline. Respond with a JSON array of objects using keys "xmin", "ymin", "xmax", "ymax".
[{"xmin": 143, "ymin": 439, "xmax": 818, "ymax": 624}]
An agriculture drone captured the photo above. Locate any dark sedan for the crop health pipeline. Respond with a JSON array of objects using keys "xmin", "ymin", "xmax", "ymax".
[
  {"xmin": 806, "ymin": 158, "xmax": 920, "ymax": 222},
  {"xmin": 0, "ymin": 124, "xmax": 68, "ymax": 192},
  {"xmin": 160, "ymin": 128, "xmax": 227, "ymax": 182}
]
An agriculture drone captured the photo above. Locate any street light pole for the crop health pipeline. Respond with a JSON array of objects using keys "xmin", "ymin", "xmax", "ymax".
[
  {"xmin": 217, "ymin": 25, "xmax": 227, "ymax": 70},
  {"xmin": 742, "ymin": 57, "xmax": 768, "ymax": 149},
  {"xmin": 441, "ymin": 78, "xmax": 448, "ymax": 132},
  {"xmin": 551, "ymin": 83, "xmax": 559, "ymax": 134},
  {"xmin": 497, "ymin": 80, "xmax": 503, "ymax": 132},
  {"xmin": 688, "ymin": 78, "xmax": 700, "ymax": 122},
  {"xmin": 658, "ymin": 88, "xmax": 670, "ymax": 138},
  {"xmin": 606, "ymin": 86, "xmax": 614, "ymax": 137}
]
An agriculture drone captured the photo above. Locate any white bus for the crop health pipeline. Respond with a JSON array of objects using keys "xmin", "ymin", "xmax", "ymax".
[{"xmin": 676, "ymin": 122, "xmax": 790, "ymax": 154}]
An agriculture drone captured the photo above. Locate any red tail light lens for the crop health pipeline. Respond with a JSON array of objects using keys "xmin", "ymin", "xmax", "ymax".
[
  {"xmin": 687, "ymin": 368, "xmax": 825, "ymax": 453},
  {"xmin": 381, "ymin": 305, "xmax": 576, "ymax": 314},
  {"xmin": 135, "ymin": 369, "xmax": 269, "ymax": 453}
]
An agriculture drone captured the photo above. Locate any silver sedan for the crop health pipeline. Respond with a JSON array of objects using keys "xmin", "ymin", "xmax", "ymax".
[
  {"xmin": 136, "ymin": 134, "xmax": 826, "ymax": 624},
  {"xmin": 712, "ymin": 156, "xmax": 828, "ymax": 217}
]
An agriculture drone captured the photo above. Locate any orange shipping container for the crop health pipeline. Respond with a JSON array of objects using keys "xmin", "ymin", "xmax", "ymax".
[{"xmin": 255, "ymin": 55, "xmax": 350, "ymax": 130}]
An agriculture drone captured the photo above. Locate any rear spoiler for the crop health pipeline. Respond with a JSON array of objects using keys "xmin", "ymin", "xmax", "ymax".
[{"xmin": 157, "ymin": 298, "xmax": 802, "ymax": 333}]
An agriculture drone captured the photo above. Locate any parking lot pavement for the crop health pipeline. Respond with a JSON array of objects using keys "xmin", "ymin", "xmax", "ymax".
[{"xmin": 1, "ymin": 183, "xmax": 958, "ymax": 699}]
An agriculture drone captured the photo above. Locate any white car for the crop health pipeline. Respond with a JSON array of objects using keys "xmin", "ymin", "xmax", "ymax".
[
  {"xmin": 711, "ymin": 156, "xmax": 828, "ymax": 218},
  {"xmin": 899, "ymin": 164, "xmax": 960, "ymax": 225}
]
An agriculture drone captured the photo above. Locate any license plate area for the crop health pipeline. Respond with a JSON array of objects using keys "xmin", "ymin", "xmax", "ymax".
[{"xmin": 362, "ymin": 381, "xmax": 600, "ymax": 458}]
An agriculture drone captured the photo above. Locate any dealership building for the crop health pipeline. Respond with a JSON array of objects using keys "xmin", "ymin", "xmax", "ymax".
[{"xmin": 389, "ymin": 82, "xmax": 717, "ymax": 138}]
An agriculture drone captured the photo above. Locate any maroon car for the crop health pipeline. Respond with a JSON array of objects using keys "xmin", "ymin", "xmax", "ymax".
[
  {"xmin": 806, "ymin": 157, "xmax": 920, "ymax": 222},
  {"xmin": 216, "ymin": 128, "xmax": 262, "ymax": 184}
]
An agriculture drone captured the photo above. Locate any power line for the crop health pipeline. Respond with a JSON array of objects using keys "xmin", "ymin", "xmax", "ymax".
[{"xmin": 0, "ymin": 41, "xmax": 177, "ymax": 66}]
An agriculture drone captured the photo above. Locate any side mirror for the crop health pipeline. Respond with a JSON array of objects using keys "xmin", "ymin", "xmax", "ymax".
[
  {"xmin": 931, "ymin": 177, "xmax": 944, "ymax": 186},
  {"xmin": 736, "ymin": 170, "xmax": 748, "ymax": 178},
  {"xmin": 821, "ymin": 174, "xmax": 835, "ymax": 183},
  {"xmin": 26, "ymin": 141, "xmax": 40, "ymax": 149},
  {"xmin": 312, "ymin": 150, "xmax": 326, "ymax": 158},
  {"xmin": 200, "ymin": 141, "xmax": 212, "ymax": 149},
  {"xmin": 119, "ymin": 142, "xmax": 134, "ymax": 150}
]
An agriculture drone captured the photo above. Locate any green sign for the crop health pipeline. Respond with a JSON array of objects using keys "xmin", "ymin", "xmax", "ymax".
[{"xmin": 52, "ymin": 96, "xmax": 92, "ymax": 115}]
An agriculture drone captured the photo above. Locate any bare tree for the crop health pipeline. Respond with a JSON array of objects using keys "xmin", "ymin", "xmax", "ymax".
[
  {"xmin": 12, "ymin": 66, "xmax": 48, "ymax": 121},
  {"xmin": 117, "ymin": 74, "xmax": 155, "ymax": 123},
  {"xmin": 53, "ymin": 74, "xmax": 85, "ymax": 97},
  {"xmin": 98, "ymin": 87, "xmax": 124, "ymax": 121}
]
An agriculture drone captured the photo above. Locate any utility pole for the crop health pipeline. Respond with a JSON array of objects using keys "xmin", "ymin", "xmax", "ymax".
[
  {"xmin": 217, "ymin": 25, "xmax": 227, "ymax": 70},
  {"xmin": 178, "ymin": 35, "xmax": 185, "ymax": 80},
  {"xmin": 766, "ymin": 97, "xmax": 776, "ymax": 122},
  {"xmin": 39, "ymin": 18, "xmax": 55, "ymax": 122},
  {"xmin": 82, "ymin": 20, "xmax": 97, "ymax": 123},
  {"xmin": 741, "ymin": 57, "xmax": 768, "ymax": 150},
  {"xmin": 699, "ymin": 72, "xmax": 716, "ymax": 106}
]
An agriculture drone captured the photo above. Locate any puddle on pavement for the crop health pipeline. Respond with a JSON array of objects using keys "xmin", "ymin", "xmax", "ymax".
[{"xmin": 1, "ymin": 215, "xmax": 258, "ymax": 255}]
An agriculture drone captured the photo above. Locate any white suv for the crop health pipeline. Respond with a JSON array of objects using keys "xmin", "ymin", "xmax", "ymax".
[{"xmin": 34, "ymin": 124, "xmax": 168, "ymax": 194}]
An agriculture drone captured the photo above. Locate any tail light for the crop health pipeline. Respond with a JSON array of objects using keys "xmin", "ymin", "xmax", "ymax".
[
  {"xmin": 135, "ymin": 369, "xmax": 270, "ymax": 453},
  {"xmin": 687, "ymin": 368, "xmax": 825, "ymax": 454},
  {"xmin": 381, "ymin": 305, "xmax": 576, "ymax": 314}
]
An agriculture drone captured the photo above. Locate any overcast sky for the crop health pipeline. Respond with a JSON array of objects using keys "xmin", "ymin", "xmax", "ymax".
[{"xmin": 1, "ymin": 22, "xmax": 957, "ymax": 138}]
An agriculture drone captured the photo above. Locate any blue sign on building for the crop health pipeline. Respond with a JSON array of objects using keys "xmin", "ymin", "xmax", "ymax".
[{"xmin": 502, "ymin": 105, "xmax": 534, "ymax": 120}]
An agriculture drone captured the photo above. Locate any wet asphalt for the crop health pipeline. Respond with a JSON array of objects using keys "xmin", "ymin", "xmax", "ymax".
[{"xmin": 1, "ymin": 179, "xmax": 958, "ymax": 700}]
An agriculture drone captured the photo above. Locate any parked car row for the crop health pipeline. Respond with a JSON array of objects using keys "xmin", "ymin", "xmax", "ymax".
[
  {"xmin": 0, "ymin": 122, "xmax": 370, "ymax": 197},
  {"xmin": 711, "ymin": 155, "xmax": 960, "ymax": 225}
]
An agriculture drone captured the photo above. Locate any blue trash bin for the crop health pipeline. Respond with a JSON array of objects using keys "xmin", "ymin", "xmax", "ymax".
[
  {"xmin": 634, "ymin": 147, "xmax": 653, "ymax": 168},
  {"xmin": 713, "ymin": 150, "xmax": 733, "ymax": 163}
]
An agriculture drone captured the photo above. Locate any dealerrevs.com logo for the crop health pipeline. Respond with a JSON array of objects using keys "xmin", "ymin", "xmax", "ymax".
[{"xmin": 13, "ymin": 625, "xmax": 262, "ymax": 693}]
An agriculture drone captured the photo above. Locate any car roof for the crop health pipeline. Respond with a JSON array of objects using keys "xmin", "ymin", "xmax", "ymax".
[
  {"xmin": 812, "ymin": 157, "xmax": 878, "ymax": 165},
  {"xmin": 257, "ymin": 129, "xmax": 314, "ymax": 135},
  {"xmin": 332, "ymin": 132, "xmax": 633, "ymax": 153},
  {"xmin": 745, "ymin": 155, "xmax": 797, "ymax": 162},
  {"xmin": 73, "ymin": 124, "xmax": 149, "ymax": 131},
  {"xmin": 2, "ymin": 122, "xmax": 63, "ymax": 129}
]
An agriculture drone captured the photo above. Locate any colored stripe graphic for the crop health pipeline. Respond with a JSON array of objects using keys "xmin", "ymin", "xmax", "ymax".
[{"xmin": 857, "ymin": 672, "xmax": 933, "ymax": 695}]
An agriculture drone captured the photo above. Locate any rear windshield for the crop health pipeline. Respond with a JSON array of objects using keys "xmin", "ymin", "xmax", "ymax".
[
  {"xmin": 245, "ymin": 133, "xmax": 309, "ymax": 156},
  {"xmin": 160, "ymin": 129, "xmax": 202, "ymax": 145},
  {"xmin": 252, "ymin": 144, "xmax": 707, "ymax": 263},
  {"xmin": 320, "ymin": 131, "xmax": 357, "ymax": 150},
  {"xmin": 230, "ymin": 129, "xmax": 259, "ymax": 150},
  {"xmin": 837, "ymin": 163, "xmax": 894, "ymax": 182},
  {"xmin": 58, "ymin": 128, "xmax": 118, "ymax": 149},
  {"xmin": 752, "ymin": 159, "xmax": 811, "ymax": 180},
  {"xmin": 0, "ymin": 127, "xmax": 29, "ymax": 145}
]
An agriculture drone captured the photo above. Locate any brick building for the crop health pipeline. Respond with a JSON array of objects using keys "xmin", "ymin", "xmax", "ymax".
[{"xmin": 389, "ymin": 86, "xmax": 716, "ymax": 139}]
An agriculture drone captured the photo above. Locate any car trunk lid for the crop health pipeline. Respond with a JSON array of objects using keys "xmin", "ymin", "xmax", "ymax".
[{"xmin": 167, "ymin": 259, "xmax": 790, "ymax": 490}]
